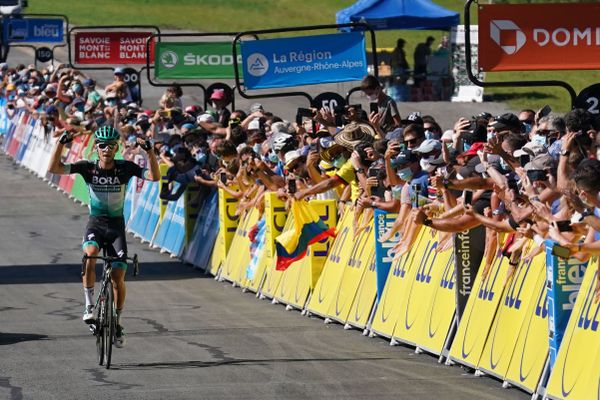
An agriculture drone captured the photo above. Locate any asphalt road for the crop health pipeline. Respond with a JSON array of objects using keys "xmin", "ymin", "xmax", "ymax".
[
  {"xmin": 0, "ymin": 151, "xmax": 532, "ymax": 400},
  {"xmin": 0, "ymin": 45, "xmax": 527, "ymax": 400}
]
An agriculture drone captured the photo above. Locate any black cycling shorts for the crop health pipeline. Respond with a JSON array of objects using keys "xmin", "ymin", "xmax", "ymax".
[{"xmin": 82, "ymin": 216, "xmax": 128, "ymax": 270}]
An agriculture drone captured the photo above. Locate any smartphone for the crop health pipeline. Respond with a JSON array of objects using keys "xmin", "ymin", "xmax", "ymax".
[
  {"xmin": 369, "ymin": 102, "xmax": 378, "ymax": 115},
  {"xmin": 309, "ymin": 142, "xmax": 318, "ymax": 152},
  {"xmin": 295, "ymin": 108, "xmax": 314, "ymax": 125},
  {"xmin": 539, "ymin": 104, "xmax": 552, "ymax": 118},
  {"xmin": 220, "ymin": 172, "xmax": 227, "ymax": 184},
  {"xmin": 464, "ymin": 190, "xmax": 473, "ymax": 205},
  {"xmin": 552, "ymin": 244, "xmax": 571, "ymax": 259},
  {"xmin": 288, "ymin": 178, "xmax": 297, "ymax": 194},
  {"xmin": 526, "ymin": 169, "xmax": 548, "ymax": 182},
  {"xmin": 411, "ymin": 183, "xmax": 422, "ymax": 208},
  {"xmin": 555, "ymin": 220, "xmax": 573, "ymax": 232},
  {"xmin": 519, "ymin": 154, "xmax": 530, "ymax": 168}
]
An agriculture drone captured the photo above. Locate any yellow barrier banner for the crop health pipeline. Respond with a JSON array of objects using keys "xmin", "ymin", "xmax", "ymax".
[
  {"xmin": 370, "ymin": 229, "xmax": 426, "ymax": 338},
  {"xmin": 275, "ymin": 200, "xmax": 336, "ymax": 309},
  {"xmin": 478, "ymin": 250, "xmax": 546, "ymax": 379},
  {"xmin": 159, "ymin": 163, "xmax": 170, "ymax": 222},
  {"xmin": 244, "ymin": 240, "xmax": 270, "ymax": 293},
  {"xmin": 210, "ymin": 187, "xmax": 240, "ymax": 276},
  {"xmin": 208, "ymin": 228, "xmax": 225, "ymax": 276},
  {"xmin": 183, "ymin": 184, "xmax": 203, "ymax": 243},
  {"xmin": 504, "ymin": 261, "xmax": 549, "ymax": 393},
  {"xmin": 220, "ymin": 208, "xmax": 259, "ymax": 283},
  {"xmin": 244, "ymin": 194, "xmax": 288, "ymax": 292},
  {"xmin": 448, "ymin": 254, "xmax": 509, "ymax": 368},
  {"xmin": 546, "ymin": 267, "xmax": 600, "ymax": 400},
  {"xmin": 260, "ymin": 214, "xmax": 295, "ymax": 299},
  {"xmin": 345, "ymin": 252, "xmax": 377, "ymax": 330},
  {"xmin": 264, "ymin": 193, "xmax": 288, "ymax": 258},
  {"xmin": 274, "ymin": 252, "xmax": 310, "ymax": 308},
  {"xmin": 325, "ymin": 221, "xmax": 375, "ymax": 324},
  {"xmin": 392, "ymin": 228, "xmax": 455, "ymax": 354},
  {"xmin": 412, "ymin": 251, "xmax": 456, "ymax": 355},
  {"xmin": 306, "ymin": 208, "xmax": 354, "ymax": 318}
]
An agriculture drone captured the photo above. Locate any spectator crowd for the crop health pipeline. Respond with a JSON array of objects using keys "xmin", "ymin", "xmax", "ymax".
[{"xmin": 3, "ymin": 62, "xmax": 600, "ymax": 295}]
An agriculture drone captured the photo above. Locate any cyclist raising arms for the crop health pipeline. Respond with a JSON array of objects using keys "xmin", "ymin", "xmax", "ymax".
[{"xmin": 48, "ymin": 126, "xmax": 160, "ymax": 347}]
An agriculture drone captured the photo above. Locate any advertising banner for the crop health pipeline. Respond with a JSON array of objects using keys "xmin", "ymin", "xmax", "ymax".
[
  {"xmin": 241, "ymin": 32, "xmax": 367, "ymax": 90},
  {"xmin": 155, "ymin": 42, "xmax": 241, "ymax": 80},
  {"xmin": 545, "ymin": 240, "xmax": 588, "ymax": 367},
  {"xmin": 546, "ymin": 266, "xmax": 600, "ymax": 400},
  {"xmin": 479, "ymin": 3, "xmax": 600, "ymax": 71},
  {"xmin": 74, "ymin": 31, "xmax": 155, "ymax": 65},
  {"xmin": 3, "ymin": 18, "xmax": 64, "ymax": 43},
  {"xmin": 453, "ymin": 225, "xmax": 485, "ymax": 320},
  {"xmin": 373, "ymin": 209, "xmax": 400, "ymax": 300}
]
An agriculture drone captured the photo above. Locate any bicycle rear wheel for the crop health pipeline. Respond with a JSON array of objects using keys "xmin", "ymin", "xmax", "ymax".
[
  {"xmin": 96, "ymin": 296, "xmax": 105, "ymax": 366},
  {"xmin": 103, "ymin": 281, "xmax": 115, "ymax": 369}
]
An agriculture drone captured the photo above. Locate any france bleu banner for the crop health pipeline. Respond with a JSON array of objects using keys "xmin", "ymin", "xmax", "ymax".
[
  {"xmin": 241, "ymin": 32, "xmax": 367, "ymax": 90},
  {"xmin": 3, "ymin": 18, "xmax": 64, "ymax": 43},
  {"xmin": 545, "ymin": 240, "xmax": 588, "ymax": 367}
]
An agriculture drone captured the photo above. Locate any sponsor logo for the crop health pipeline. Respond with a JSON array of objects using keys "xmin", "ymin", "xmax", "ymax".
[
  {"xmin": 160, "ymin": 50, "xmax": 178, "ymax": 69},
  {"xmin": 92, "ymin": 176, "xmax": 121, "ymax": 185},
  {"xmin": 490, "ymin": 20, "xmax": 526, "ymax": 55},
  {"xmin": 34, "ymin": 24, "xmax": 60, "ymax": 38},
  {"xmin": 247, "ymin": 53, "xmax": 269, "ymax": 77}
]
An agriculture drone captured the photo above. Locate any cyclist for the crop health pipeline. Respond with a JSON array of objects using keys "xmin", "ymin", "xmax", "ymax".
[{"xmin": 48, "ymin": 125, "xmax": 159, "ymax": 347}]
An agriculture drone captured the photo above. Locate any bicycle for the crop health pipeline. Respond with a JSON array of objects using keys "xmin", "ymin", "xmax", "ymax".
[{"xmin": 82, "ymin": 251, "xmax": 139, "ymax": 369}]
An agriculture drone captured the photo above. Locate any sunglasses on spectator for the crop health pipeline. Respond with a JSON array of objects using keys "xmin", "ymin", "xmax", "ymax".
[
  {"xmin": 404, "ymin": 138, "xmax": 419, "ymax": 146},
  {"xmin": 97, "ymin": 142, "xmax": 118, "ymax": 150}
]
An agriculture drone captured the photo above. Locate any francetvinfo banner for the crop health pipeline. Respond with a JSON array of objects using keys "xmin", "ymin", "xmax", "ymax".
[
  {"xmin": 478, "ymin": 3, "xmax": 600, "ymax": 71},
  {"xmin": 241, "ymin": 32, "xmax": 367, "ymax": 90},
  {"xmin": 155, "ymin": 42, "xmax": 241, "ymax": 80}
]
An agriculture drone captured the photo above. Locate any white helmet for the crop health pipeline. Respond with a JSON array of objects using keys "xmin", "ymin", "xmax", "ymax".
[{"xmin": 271, "ymin": 133, "xmax": 293, "ymax": 152}]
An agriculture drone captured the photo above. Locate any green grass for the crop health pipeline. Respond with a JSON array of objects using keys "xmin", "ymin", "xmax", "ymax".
[{"xmin": 27, "ymin": 0, "xmax": 600, "ymax": 112}]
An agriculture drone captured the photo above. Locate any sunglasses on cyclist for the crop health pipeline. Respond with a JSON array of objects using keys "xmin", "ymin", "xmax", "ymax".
[{"xmin": 96, "ymin": 142, "xmax": 118, "ymax": 150}]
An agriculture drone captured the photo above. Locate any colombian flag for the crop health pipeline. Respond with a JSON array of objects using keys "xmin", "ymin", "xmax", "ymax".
[{"xmin": 275, "ymin": 200, "xmax": 336, "ymax": 271}]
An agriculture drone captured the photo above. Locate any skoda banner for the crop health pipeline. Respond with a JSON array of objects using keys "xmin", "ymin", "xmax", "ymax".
[
  {"xmin": 3, "ymin": 18, "xmax": 64, "ymax": 43},
  {"xmin": 155, "ymin": 42, "xmax": 241, "ymax": 80},
  {"xmin": 241, "ymin": 32, "xmax": 367, "ymax": 90}
]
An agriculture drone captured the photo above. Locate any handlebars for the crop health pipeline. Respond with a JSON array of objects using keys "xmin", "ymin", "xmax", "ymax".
[{"xmin": 82, "ymin": 253, "xmax": 140, "ymax": 276}]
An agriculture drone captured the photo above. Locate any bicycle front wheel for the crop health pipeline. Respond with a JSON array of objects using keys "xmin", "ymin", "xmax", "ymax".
[
  {"xmin": 96, "ymin": 296, "xmax": 105, "ymax": 366},
  {"xmin": 103, "ymin": 280, "xmax": 115, "ymax": 369}
]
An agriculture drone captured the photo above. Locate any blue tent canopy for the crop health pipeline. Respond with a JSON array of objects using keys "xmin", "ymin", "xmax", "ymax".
[{"xmin": 336, "ymin": 0, "xmax": 460, "ymax": 30}]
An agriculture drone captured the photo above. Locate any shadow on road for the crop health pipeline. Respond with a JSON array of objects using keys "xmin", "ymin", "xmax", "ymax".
[
  {"xmin": 0, "ymin": 332, "xmax": 48, "ymax": 345},
  {"xmin": 113, "ymin": 356, "xmax": 391, "ymax": 370},
  {"xmin": 0, "ymin": 262, "xmax": 210, "ymax": 284}
]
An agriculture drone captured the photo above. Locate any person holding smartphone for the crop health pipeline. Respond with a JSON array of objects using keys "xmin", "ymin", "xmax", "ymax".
[{"xmin": 360, "ymin": 75, "xmax": 401, "ymax": 133}]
